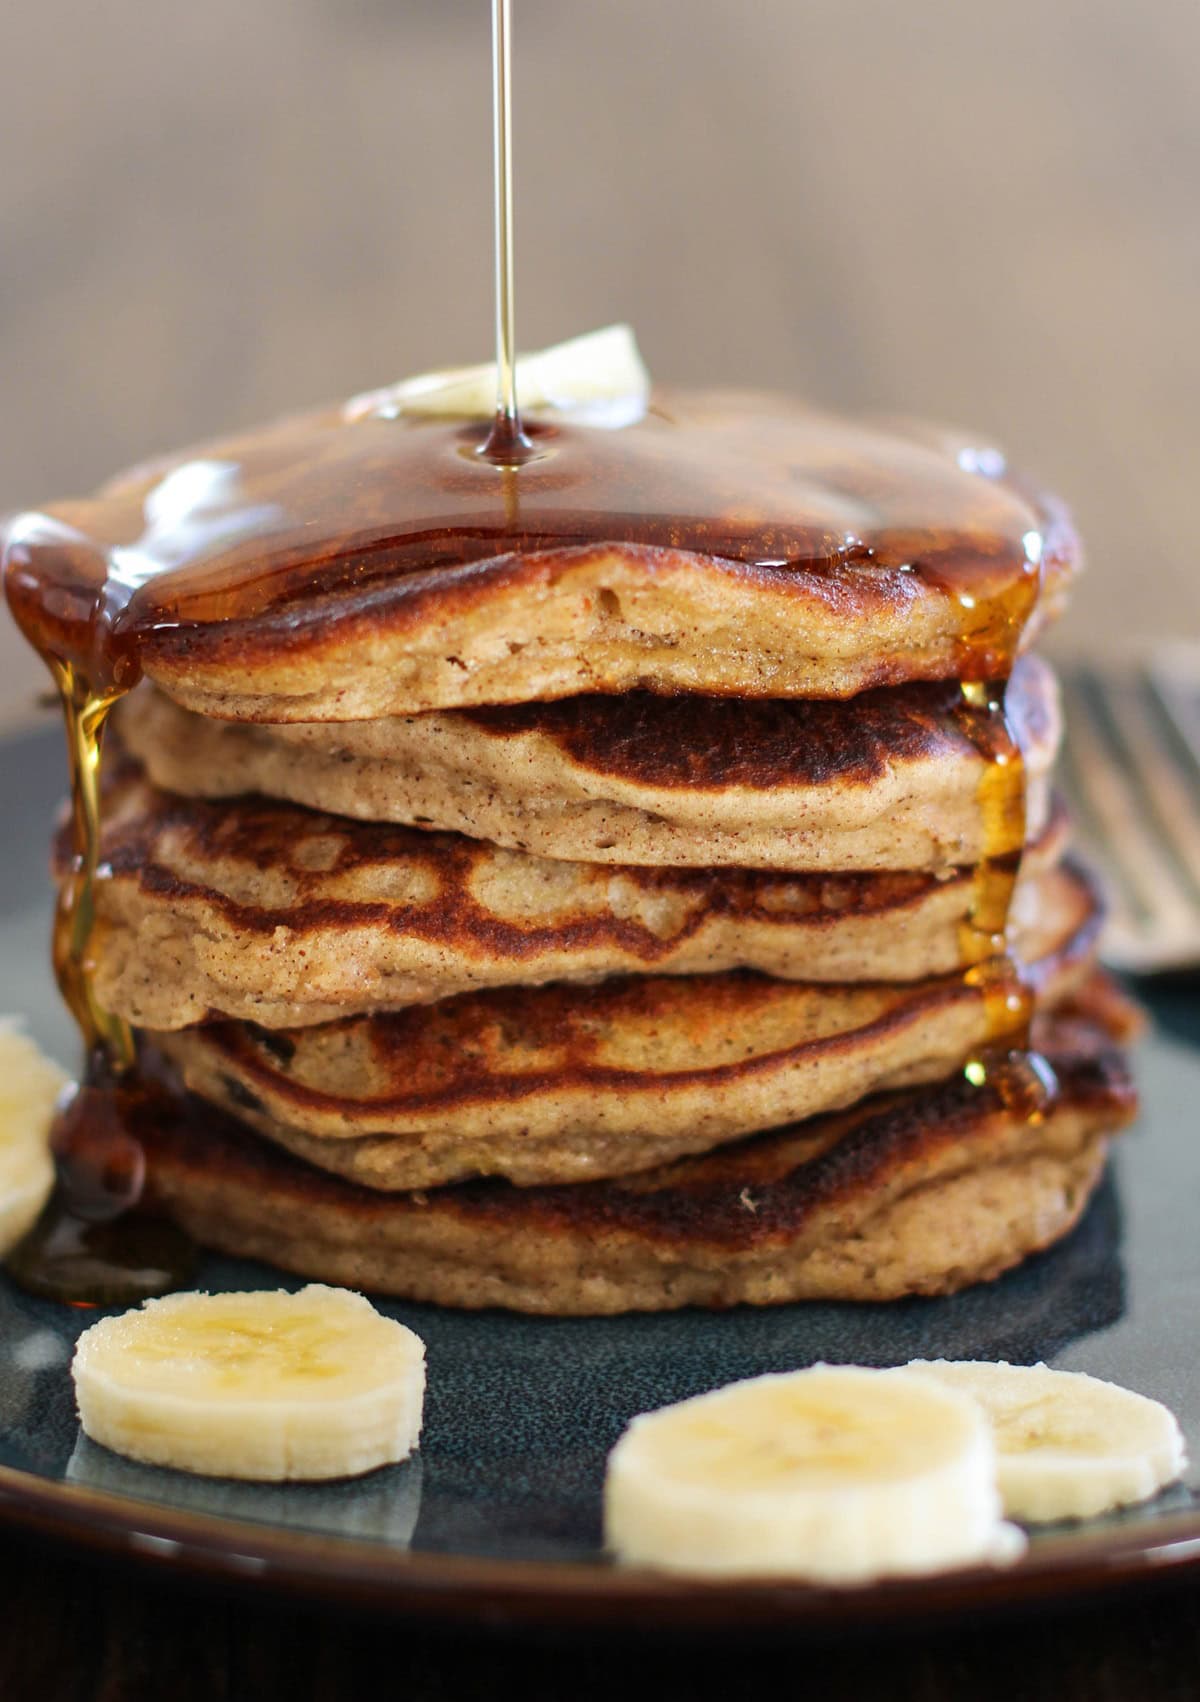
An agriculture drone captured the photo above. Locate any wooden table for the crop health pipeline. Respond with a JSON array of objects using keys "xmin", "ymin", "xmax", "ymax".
[{"xmin": 1, "ymin": 1533, "xmax": 1198, "ymax": 1701}]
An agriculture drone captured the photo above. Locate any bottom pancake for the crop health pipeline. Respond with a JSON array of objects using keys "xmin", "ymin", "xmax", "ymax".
[{"xmin": 140, "ymin": 991, "xmax": 1138, "ymax": 1315}]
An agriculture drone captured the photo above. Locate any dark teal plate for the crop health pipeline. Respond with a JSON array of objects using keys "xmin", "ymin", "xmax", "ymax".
[{"xmin": 1, "ymin": 724, "xmax": 1198, "ymax": 1632}]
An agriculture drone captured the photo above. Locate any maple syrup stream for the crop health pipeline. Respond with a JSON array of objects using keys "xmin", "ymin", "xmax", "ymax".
[{"xmin": 482, "ymin": 0, "xmax": 532, "ymax": 467}]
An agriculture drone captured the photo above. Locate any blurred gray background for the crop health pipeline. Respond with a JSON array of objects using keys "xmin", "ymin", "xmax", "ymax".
[{"xmin": 2, "ymin": 0, "xmax": 1197, "ymax": 725}]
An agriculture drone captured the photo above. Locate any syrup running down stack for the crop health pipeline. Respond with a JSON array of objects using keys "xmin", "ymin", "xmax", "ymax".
[{"xmin": 0, "ymin": 341, "xmax": 1139, "ymax": 1312}]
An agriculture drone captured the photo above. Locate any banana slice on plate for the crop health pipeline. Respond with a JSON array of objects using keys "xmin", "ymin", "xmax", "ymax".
[
  {"xmin": 904, "ymin": 1361, "xmax": 1188, "ymax": 1523},
  {"xmin": 0, "ymin": 1021, "xmax": 68, "ymax": 1256},
  {"xmin": 72, "ymin": 1285, "xmax": 425, "ymax": 1481},
  {"xmin": 604, "ymin": 1366, "xmax": 1021, "ymax": 1583},
  {"xmin": 345, "ymin": 323, "xmax": 650, "ymax": 428}
]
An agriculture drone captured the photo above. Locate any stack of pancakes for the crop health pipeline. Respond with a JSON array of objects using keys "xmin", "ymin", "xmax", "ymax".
[{"xmin": 62, "ymin": 397, "xmax": 1137, "ymax": 1314}]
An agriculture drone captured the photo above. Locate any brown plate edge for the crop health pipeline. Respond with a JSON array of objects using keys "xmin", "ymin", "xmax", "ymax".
[{"xmin": 0, "ymin": 1457, "xmax": 1197, "ymax": 1634}]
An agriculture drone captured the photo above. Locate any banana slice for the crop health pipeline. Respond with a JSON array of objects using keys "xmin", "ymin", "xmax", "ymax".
[
  {"xmin": 604, "ymin": 1366, "xmax": 1019, "ymax": 1582},
  {"xmin": 72, "ymin": 1285, "xmax": 425, "ymax": 1481},
  {"xmin": 345, "ymin": 323, "xmax": 650, "ymax": 428},
  {"xmin": 904, "ymin": 1361, "xmax": 1188, "ymax": 1523},
  {"xmin": 0, "ymin": 1021, "xmax": 68, "ymax": 1256}
]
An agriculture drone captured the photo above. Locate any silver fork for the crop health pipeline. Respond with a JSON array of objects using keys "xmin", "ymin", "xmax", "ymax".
[{"xmin": 1058, "ymin": 644, "xmax": 1200, "ymax": 975}]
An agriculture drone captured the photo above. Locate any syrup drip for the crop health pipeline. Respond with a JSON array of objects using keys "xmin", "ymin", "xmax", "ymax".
[
  {"xmin": 956, "ymin": 679, "xmax": 1059, "ymax": 1123},
  {"xmin": 2, "ymin": 657, "xmax": 197, "ymax": 1303},
  {"xmin": 49, "ymin": 662, "xmax": 133, "ymax": 1066},
  {"xmin": 6, "ymin": 1050, "xmax": 196, "ymax": 1306}
]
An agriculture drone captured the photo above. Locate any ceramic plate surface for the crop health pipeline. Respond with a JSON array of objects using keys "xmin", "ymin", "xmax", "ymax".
[{"xmin": 1, "ymin": 724, "xmax": 1198, "ymax": 1632}]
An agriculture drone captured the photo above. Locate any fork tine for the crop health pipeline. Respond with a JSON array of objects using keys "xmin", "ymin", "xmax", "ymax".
[
  {"xmin": 1059, "ymin": 674, "xmax": 1200, "ymax": 960},
  {"xmin": 1056, "ymin": 707, "xmax": 1151, "ymax": 937},
  {"xmin": 1147, "ymin": 647, "xmax": 1200, "ymax": 778},
  {"xmin": 1098, "ymin": 672, "xmax": 1200, "ymax": 900}
]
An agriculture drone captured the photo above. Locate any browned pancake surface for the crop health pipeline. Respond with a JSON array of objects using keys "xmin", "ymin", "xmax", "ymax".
[
  {"xmin": 140, "ymin": 994, "xmax": 1138, "ymax": 1313},
  {"xmin": 74, "ymin": 747, "xmax": 1071, "ymax": 1027},
  {"xmin": 461, "ymin": 660, "xmax": 1054, "ymax": 793},
  {"xmin": 6, "ymin": 390, "xmax": 1079, "ymax": 718},
  {"xmin": 151, "ymin": 859, "xmax": 1103, "ymax": 1189},
  {"xmin": 117, "ymin": 654, "xmax": 1060, "ymax": 871}
]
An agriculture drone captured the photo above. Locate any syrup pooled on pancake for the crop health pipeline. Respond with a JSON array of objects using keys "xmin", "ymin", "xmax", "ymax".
[{"xmin": 2, "ymin": 393, "xmax": 1062, "ymax": 704}]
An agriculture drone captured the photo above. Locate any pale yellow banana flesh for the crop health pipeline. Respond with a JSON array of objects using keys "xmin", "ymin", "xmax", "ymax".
[
  {"xmin": 604, "ymin": 1366, "xmax": 1018, "ymax": 1583},
  {"xmin": 344, "ymin": 324, "xmax": 650, "ymax": 427},
  {"xmin": 904, "ymin": 1361, "xmax": 1188, "ymax": 1523},
  {"xmin": 72, "ymin": 1285, "xmax": 426, "ymax": 1482},
  {"xmin": 0, "ymin": 1021, "xmax": 68, "ymax": 1256}
]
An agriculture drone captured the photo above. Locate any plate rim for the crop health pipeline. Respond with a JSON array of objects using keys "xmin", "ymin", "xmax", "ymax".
[{"xmin": 2, "ymin": 1455, "xmax": 1200, "ymax": 1631}]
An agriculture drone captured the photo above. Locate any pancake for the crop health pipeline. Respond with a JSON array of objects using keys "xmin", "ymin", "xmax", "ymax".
[
  {"xmin": 5, "ymin": 391, "xmax": 1079, "ymax": 721},
  {"xmin": 139, "ymin": 994, "xmax": 1137, "ymax": 1313},
  {"xmin": 151, "ymin": 860, "xmax": 1102, "ymax": 1190},
  {"xmin": 117, "ymin": 654, "xmax": 1059, "ymax": 873},
  {"xmin": 77, "ymin": 752, "xmax": 1070, "ymax": 1029}
]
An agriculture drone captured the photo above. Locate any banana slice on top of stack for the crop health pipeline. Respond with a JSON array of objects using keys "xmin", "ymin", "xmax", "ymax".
[{"xmin": 344, "ymin": 322, "xmax": 650, "ymax": 428}]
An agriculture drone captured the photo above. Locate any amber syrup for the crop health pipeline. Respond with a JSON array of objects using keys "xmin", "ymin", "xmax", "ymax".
[
  {"xmin": 957, "ymin": 678, "xmax": 1059, "ymax": 1125},
  {"xmin": 481, "ymin": 0, "xmax": 533, "ymax": 468},
  {"xmin": 6, "ymin": 656, "xmax": 197, "ymax": 1304}
]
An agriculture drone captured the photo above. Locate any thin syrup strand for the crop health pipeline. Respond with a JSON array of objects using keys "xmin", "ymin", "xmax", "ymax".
[{"xmin": 484, "ymin": 0, "xmax": 531, "ymax": 462}]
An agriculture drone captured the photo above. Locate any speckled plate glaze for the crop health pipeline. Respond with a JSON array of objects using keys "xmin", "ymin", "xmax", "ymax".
[{"xmin": 1, "ymin": 723, "xmax": 1198, "ymax": 1633}]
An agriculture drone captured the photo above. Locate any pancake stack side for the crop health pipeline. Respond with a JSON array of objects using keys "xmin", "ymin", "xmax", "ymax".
[{"xmin": 48, "ymin": 391, "xmax": 1138, "ymax": 1312}]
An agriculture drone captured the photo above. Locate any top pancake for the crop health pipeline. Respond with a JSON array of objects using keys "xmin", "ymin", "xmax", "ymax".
[{"xmin": 2, "ymin": 390, "xmax": 1077, "ymax": 717}]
